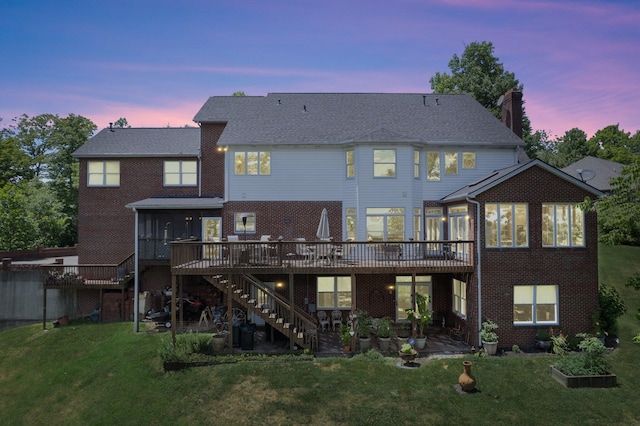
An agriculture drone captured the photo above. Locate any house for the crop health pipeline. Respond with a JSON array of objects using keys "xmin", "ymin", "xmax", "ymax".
[
  {"xmin": 68, "ymin": 91, "xmax": 603, "ymax": 351},
  {"xmin": 561, "ymin": 156, "xmax": 625, "ymax": 193}
]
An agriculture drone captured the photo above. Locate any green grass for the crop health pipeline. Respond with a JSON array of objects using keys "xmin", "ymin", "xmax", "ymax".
[{"xmin": 2, "ymin": 244, "xmax": 640, "ymax": 425}]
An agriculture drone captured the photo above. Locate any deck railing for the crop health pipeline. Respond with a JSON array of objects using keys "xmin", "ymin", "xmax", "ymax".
[
  {"xmin": 41, "ymin": 253, "xmax": 135, "ymax": 288},
  {"xmin": 171, "ymin": 239, "xmax": 474, "ymax": 270}
]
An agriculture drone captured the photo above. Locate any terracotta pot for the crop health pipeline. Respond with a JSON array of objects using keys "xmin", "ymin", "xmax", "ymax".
[
  {"xmin": 58, "ymin": 315, "xmax": 69, "ymax": 326},
  {"xmin": 458, "ymin": 361, "xmax": 476, "ymax": 392}
]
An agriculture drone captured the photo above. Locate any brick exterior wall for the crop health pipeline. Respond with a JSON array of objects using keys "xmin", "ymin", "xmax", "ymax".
[
  {"xmin": 77, "ymin": 157, "xmax": 199, "ymax": 264},
  {"xmin": 222, "ymin": 201, "xmax": 343, "ymax": 241},
  {"xmin": 200, "ymin": 123, "xmax": 226, "ymax": 197},
  {"xmin": 473, "ymin": 165, "xmax": 599, "ymax": 349}
]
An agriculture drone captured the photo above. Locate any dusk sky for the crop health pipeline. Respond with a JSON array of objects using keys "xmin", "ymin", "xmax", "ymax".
[{"xmin": 1, "ymin": 0, "xmax": 638, "ymax": 139}]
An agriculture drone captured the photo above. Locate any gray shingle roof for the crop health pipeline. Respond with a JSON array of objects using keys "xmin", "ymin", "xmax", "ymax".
[
  {"xmin": 441, "ymin": 159, "xmax": 604, "ymax": 202},
  {"xmin": 194, "ymin": 93, "xmax": 525, "ymax": 147},
  {"xmin": 73, "ymin": 127, "xmax": 200, "ymax": 158},
  {"xmin": 561, "ymin": 156, "xmax": 625, "ymax": 192}
]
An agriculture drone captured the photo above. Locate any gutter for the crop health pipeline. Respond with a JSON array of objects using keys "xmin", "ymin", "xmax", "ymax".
[{"xmin": 466, "ymin": 197, "xmax": 482, "ymax": 346}]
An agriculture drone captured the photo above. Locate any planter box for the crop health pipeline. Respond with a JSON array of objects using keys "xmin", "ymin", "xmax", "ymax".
[{"xmin": 549, "ymin": 365, "xmax": 617, "ymax": 388}]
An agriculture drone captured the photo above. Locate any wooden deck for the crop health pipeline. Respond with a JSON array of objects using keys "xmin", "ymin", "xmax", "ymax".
[{"xmin": 171, "ymin": 240, "xmax": 474, "ymax": 275}]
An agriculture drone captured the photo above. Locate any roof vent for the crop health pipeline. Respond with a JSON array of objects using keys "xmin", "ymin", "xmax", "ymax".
[
  {"xmin": 423, "ymin": 95, "xmax": 426, "ymax": 106},
  {"xmin": 303, "ymin": 105, "xmax": 307, "ymax": 113},
  {"xmin": 109, "ymin": 122, "xmax": 114, "ymax": 132},
  {"xmin": 435, "ymin": 97, "xmax": 439, "ymax": 106},
  {"xmin": 277, "ymin": 99, "xmax": 281, "ymax": 105}
]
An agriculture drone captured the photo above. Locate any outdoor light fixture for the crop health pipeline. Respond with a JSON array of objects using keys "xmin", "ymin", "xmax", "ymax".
[{"xmin": 216, "ymin": 146, "xmax": 228, "ymax": 152}]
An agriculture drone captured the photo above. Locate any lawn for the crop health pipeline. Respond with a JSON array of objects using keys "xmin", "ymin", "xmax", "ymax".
[{"xmin": 1, "ymin": 244, "xmax": 639, "ymax": 425}]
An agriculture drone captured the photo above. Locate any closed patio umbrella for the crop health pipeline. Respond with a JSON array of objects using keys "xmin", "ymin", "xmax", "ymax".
[{"xmin": 316, "ymin": 208, "xmax": 330, "ymax": 240}]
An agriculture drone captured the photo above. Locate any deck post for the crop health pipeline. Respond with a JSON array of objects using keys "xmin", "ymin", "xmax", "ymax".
[
  {"xmin": 171, "ymin": 274, "xmax": 177, "ymax": 346},
  {"xmin": 289, "ymin": 272, "xmax": 294, "ymax": 351},
  {"xmin": 227, "ymin": 274, "xmax": 233, "ymax": 351},
  {"xmin": 42, "ymin": 287, "xmax": 47, "ymax": 330}
]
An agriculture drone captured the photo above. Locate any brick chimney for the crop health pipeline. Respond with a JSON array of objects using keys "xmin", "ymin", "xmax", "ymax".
[{"xmin": 501, "ymin": 88, "xmax": 523, "ymax": 139}]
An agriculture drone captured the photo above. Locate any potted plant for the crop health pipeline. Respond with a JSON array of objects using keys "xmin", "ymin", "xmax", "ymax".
[
  {"xmin": 339, "ymin": 323, "xmax": 352, "ymax": 351},
  {"xmin": 356, "ymin": 311, "xmax": 372, "ymax": 351},
  {"xmin": 398, "ymin": 342, "xmax": 418, "ymax": 366},
  {"xmin": 395, "ymin": 321, "xmax": 411, "ymax": 346},
  {"xmin": 536, "ymin": 328, "xmax": 553, "ymax": 351},
  {"xmin": 480, "ymin": 319, "xmax": 499, "ymax": 355},
  {"xmin": 406, "ymin": 293, "xmax": 431, "ymax": 349},
  {"xmin": 376, "ymin": 316, "xmax": 393, "ymax": 352}
]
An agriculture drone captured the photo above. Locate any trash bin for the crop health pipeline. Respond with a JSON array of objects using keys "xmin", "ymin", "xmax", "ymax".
[
  {"xmin": 241, "ymin": 323, "xmax": 255, "ymax": 350},
  {"xmin": 232, "ymin": 321, "xmax": 242, "ymax": 347}
]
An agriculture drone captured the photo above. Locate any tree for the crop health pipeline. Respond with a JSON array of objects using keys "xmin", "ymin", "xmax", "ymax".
[
  {"xmin": 0, "ymin": 132, "xmax": 31, "ymax": 183},
  {"xmin": 9, "ymin": 113, "xmax": 57, "ymax": 179},
  {"xmin": 232, "ymin": 91, "xmax": 246, "ymax": 97},
  {"xmin": 548, "ymin": 128, "xmax": 596, "ymax": 168},
  {"xmin": 112, "ymin": 117, "xmax": 131, "ymax": 128},
  {"xmin": 588, "ymin": 124, "xmax": 639, "ymax": 165},
  {"xmin": 582, "ymin": 159, "xmax": 640, "ymax": 245},
  {"xmin": 430, "ymin": 42, "xmax": 526, "ymax": 115},
  {"xmin": 48, "ymin": 114, "xmax": 97, "ymax": 245},
  {"xmin": 0, "ymin": 183, "xmax": 39, "ymax": 250}
]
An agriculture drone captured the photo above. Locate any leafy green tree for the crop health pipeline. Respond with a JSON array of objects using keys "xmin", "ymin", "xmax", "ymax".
[
  {"xmin": 232, "ymin": 91, "xmax": 246, "ymax": 96},
  {"xmin": 0, "ymin": 183, "xmax": 39, "ymax": 250},
  {"xmin": 112, "ymin": 117, "xmax": 130, "ymax": 128},
  {"xmin": 582, "ymin": 159, "xmax": 640, "ymax": 245},
  {"xmin": 550, "ymin": 128, "xmax": 597, "ymax": 168},
  {"xmin": 10, "ymin": 113, "xmax": 57, "ymax": 179},
  {"xmin": 48, "ymin": 114, "xmax": 97, "ymax": 245},
  {"xmin": 22, "ymin": 179, "xmax": 69, "ymax": 248},
  {"xmin": 431, "ymin": 42, "xmax": 529, "ymax": 120},
  {"xmin": 588, "ymin": 124, "xmax": 639, "ymax": 165},
  {"xmin": 0, "ymin": 132, "xmax": 31, "ymax": 183}
]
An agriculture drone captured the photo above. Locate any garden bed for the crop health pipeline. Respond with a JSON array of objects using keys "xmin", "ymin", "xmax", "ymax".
[{"xmin": 549, "ymin": 365, "xmax": 617, "ymax": 388}]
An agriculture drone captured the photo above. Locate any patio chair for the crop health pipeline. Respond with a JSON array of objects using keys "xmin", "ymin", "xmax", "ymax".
[
  {"xmin": 316, "ymin": 310, "xmax": 330, "ymax": 331},
  {"xmin": 295, "ymin": 238, "xmax": 311, "ymax": 261},
  {"xmin": 331, "ymin": 310, "xmax": 343, "ymax": 331},
  {"xmin": 227, "ymin": 235, "xmax": 239, "ymax": 242}
]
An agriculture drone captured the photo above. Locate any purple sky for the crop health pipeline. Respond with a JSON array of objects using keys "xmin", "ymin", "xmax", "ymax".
[{"xmin": 1, "ymin": 0, "xmax": 638, "ymax": 138}]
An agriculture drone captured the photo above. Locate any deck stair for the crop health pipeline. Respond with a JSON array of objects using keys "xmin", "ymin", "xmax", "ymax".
[{"xmin": 204, "ymin": 273, "xmax": 318, "ymax": 350}]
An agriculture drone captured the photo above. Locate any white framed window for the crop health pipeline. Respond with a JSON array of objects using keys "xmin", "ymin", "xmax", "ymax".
[
  {"xmin": 88, "ymin": 160, "xmax": 120, "ymax": 186},
  {"xmin": 346, "ymin": 150, "xmax": 355, "ymax": 178},
  {"xmin": 445, "ymin": 152, "xmax": 458, "ymax": 174},
  {"xmin": 414, "ymin": 150, "xmax": 420, "ymax": 178},
  {"xmin": 485, "ymin": 203, "xmax": 528, "ymax": 247},
  {"xmin": 448, "ymin": 205, "xmax": 468, "ymax": 240},
  {"xmin": 425, "ymin": 208, "xmax": 443, "ymax": 250},
  {"xmin": 373, "ymin": 149, "xmax": 396, "ymax": 177},
  {"xmin": 514, "ymin": 285, "xmax": 558, "ymax": 325},
  {"xmin": 427, "ymin": 151, "xmax": 440, "ymax": 181},
  {"xmin": 317, "ymin": 276, "xmax": 352, "ymax": 309},
  {"xmin": 396, "ymin": 276, "xmax": 432, "ymax": 321},
  {"xmin": 346, "ymin": 208, "xmax": 356, "ymax": 240},
  {"xmin": 366, "ymin": 207, "xmax": 405, "ymax": 241},
  {"xmin": 234, "ymin": 151, "xmax": 270, "ymax": 175},
  {"xmin": 542, "ymin": 204, "xmax": 585, "ymax": 247},
  {"xmin": 234, "ymin": 213, "xmax": 256, "ymax": 235},
  {"xmin": 164, "ymin": 160, "xmax": 197, "ymax": 186},
  {"xmin": 462, "ymin": 152, "xmax": 476, "ymax": 169},
  {"xmin": 452, "ymin": 279, "xmax": 467, "ymax": 318}
]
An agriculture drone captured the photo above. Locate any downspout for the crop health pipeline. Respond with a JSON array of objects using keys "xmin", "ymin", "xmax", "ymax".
[
  {"xmin": 133, "ymin": 208, "xmax": 140, "ymax": 333},
  {"xmin": 198, "ymin": 147, "xmax": 202, "ymax": 197},
  {"xmin": 466, "ymin": 197, "xmax": 482, "ymax": 346}
]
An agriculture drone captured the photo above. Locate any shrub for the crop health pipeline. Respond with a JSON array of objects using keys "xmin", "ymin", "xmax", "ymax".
[
  {"xmin": 594, "ymin": 284, "xmax": 627, "ymax": 336},
  {"xmin": 158, "ymin": 332, "xmax": 213, "ymax": 363}
]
